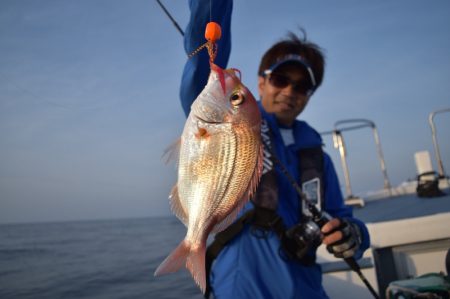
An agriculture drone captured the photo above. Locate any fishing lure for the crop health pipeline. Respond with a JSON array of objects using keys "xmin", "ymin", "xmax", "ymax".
[{"xmin": 189, "ymin": 21, "xmax": 222, "ymax": 62}]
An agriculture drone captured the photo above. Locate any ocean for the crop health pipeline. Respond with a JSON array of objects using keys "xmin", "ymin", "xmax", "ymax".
[{"xmin": 0, "ymin": 217, "xmax": 204, "ymax": 299}]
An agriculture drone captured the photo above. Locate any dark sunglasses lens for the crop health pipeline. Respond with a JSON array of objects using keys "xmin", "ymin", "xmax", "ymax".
[
  {"xmin": 269, "ymin": 73, "xmax": 289, "ymax": 88},
  {"xmin": 268, "ymin": 73, "xmax": 313, "ymax": 95},
  {"xmin": 294, "ymin": 81, "xmax": 311, "ymax": 94}
]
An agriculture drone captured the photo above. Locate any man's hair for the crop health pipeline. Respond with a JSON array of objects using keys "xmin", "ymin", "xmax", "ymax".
[{"xmin": 258, "ymin": 30, "xmax": 326, "ymax": 89}]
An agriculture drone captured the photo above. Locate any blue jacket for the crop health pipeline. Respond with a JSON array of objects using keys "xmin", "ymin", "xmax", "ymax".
[{"xmin": 180, "ymin": 1, "xmax": 370, "ymax": 298}]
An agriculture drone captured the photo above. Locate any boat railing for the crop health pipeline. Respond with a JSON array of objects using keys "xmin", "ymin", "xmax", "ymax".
[
  {"xmin": 428, "ymin": 108, "xmax": 450, "ymax": 179},
  {"xmin": 321, "ymin": 119, "xmax": 392, "ymax": 203}
]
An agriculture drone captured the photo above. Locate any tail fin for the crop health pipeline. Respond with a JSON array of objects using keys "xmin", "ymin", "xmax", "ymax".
[
  {"xmin": 186, "ymin": 244, "xmax": 207, "ymax": 293},
  {"xmin": 154, "ymin": 239, "xmax": 190, "ymax": 276}
]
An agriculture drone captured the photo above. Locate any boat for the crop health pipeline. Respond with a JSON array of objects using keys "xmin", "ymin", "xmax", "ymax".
[{"xmin": 317, "ymin": 108, "xmax": 450, "ymax": 299}]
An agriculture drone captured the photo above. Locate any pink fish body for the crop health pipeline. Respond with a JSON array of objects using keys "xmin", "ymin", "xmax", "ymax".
[{"xmin": 154, "ymin": 63, "xmax": 263, "ymax": 293}]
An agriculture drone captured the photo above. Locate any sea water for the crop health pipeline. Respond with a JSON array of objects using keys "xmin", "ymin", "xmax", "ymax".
[{"xmin": 0, "ymin": 217, "xmax": 203, "ymax": 299}]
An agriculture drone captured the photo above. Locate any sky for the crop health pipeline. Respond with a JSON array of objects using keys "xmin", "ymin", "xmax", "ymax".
[{"xmin": 1, "ymin": 0, "xmax": 449, "ymax": 224}]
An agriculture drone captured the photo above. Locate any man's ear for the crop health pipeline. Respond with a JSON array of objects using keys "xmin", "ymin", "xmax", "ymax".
[{"xmin": 257, "ymin": 76, "xmax": 265, "ymax": 98}]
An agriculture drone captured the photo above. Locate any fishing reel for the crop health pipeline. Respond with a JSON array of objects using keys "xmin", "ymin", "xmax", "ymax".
[
  {"xmin": 280, "ymin": 201, "xmax": 334, "ymax": 264},
  {"xmin": 281, "ymin": 217, "xmax": 323, "ymax": 264}
]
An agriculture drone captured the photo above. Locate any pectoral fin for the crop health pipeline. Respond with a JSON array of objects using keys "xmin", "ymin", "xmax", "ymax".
[{"xmin": 163, "ymin": 138, "xmax": 181, "ymax": 165}]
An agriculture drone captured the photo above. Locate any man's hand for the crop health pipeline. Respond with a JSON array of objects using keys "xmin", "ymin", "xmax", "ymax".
[{"xmin": 321, "ymin": 218, "xmax": 362, "ymax": 258}]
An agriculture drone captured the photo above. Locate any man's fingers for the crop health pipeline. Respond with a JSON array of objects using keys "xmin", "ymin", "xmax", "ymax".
[
  {"xmin": 321, "ymin": 218, "xmax": 341, "ymax": 234},
  {"xmin": 322, "ymin": 230, "xmax": 343, "ymax": 245}
]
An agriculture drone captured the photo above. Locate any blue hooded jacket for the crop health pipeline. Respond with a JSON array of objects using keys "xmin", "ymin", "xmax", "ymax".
[{"xmin": 179, "ymin": 1, "xmax": 370, "ymax": 298}]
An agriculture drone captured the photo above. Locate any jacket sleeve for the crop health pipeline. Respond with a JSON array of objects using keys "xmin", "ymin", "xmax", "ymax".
[
  {"xmin": 179, "ymin": 0, "xmax": 233, "ymax": 117},
  {"xmin": 322, "ymin": 152, "xmax": 370, "ymax": 260}
]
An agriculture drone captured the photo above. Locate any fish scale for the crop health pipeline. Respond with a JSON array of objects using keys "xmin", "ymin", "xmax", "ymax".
[{"xmin": 182, "ymin": 129, "xmax": 237, "ymax": 239}]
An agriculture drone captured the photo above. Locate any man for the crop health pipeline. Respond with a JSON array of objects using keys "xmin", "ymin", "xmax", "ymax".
[{"xmin": 179, "ymin": 1, "xmax": 370, "ymax": 298}]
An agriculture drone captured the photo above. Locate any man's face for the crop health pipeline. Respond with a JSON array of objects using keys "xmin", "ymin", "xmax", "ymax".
[{"xmin": 258, "ymin": 64, "xmax": 312, "ymax": 127}]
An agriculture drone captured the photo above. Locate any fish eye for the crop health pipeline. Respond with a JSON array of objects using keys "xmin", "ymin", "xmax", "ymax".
[{"xmin": 230, "ymin": 91, "xmax": 245, "ymax": 106}]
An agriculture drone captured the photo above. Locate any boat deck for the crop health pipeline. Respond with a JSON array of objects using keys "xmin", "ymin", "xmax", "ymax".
[{"xmin": 354, "ymin": 189, "xmax": 450, "ymax": 223}]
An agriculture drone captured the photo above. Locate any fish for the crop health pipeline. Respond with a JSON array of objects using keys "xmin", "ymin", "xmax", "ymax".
[{"xmin": 154, "ymin": 63, "xmax": 263, "ymax": 293}]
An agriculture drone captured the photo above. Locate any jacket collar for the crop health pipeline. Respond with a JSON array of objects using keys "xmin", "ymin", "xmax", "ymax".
[{"xmin": 257, "ymin": 101, "xmax": 323, "ymax": 150}]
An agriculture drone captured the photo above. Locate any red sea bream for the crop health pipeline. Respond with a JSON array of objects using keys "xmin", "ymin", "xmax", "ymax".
[{"xmin": 154, "ymin": 63, "xmax": 263, "ymax": 292}]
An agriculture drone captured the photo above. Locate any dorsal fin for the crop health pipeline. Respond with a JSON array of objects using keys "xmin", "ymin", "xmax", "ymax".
[{"xmin": 247, "ymin": 142, "xmax": 264, "ymax": 199}]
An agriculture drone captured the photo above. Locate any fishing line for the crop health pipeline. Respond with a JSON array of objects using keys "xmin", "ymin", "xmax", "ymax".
[
  {"xmin": 2, "ymin": 75, "xmax": 135, "ymax": 112},
  {"xmin": 3, "ymin": 76, "xmax": 73, "ymax": 110}
]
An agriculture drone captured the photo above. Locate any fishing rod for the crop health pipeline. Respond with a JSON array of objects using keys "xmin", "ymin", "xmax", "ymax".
[
  {"xmin": 155, "ymin": 0, "xmax": 184, "ymax": 36},
  {"xmin": 306, "ymin": 203, "xmax": 380, "ymax": 299}
]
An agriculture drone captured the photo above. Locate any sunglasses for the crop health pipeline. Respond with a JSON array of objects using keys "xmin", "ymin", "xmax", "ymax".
[{"xmin": 263, "ymin": 71, "xmax": 314, "ymax": 96}]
